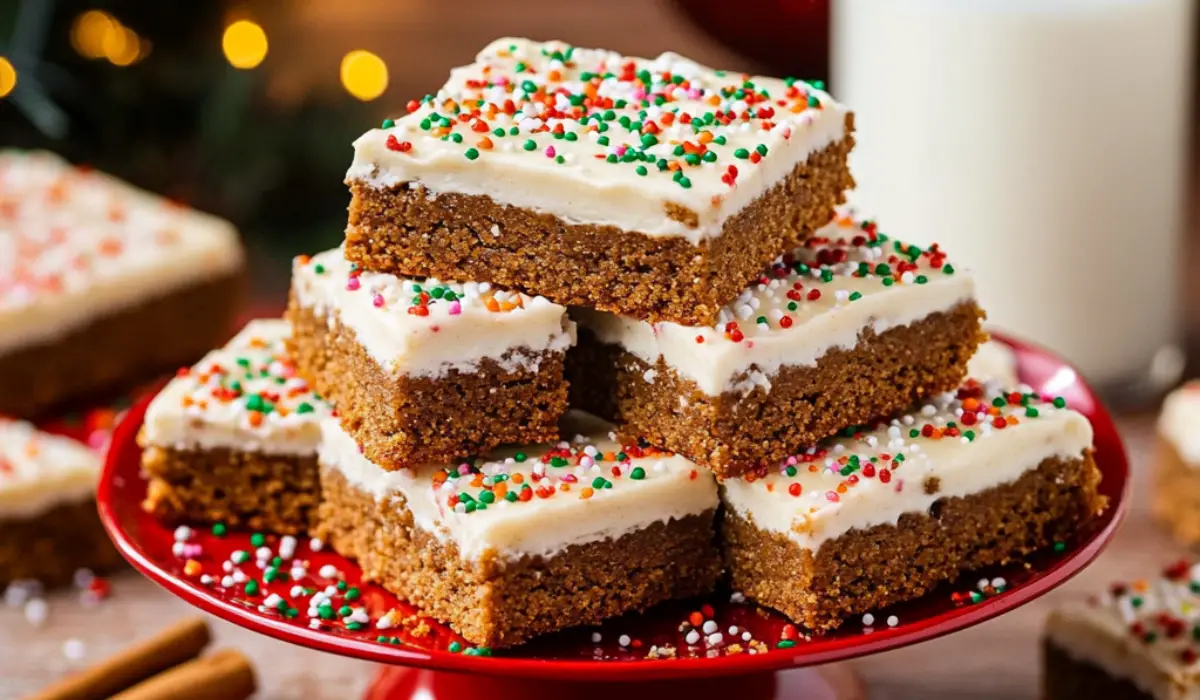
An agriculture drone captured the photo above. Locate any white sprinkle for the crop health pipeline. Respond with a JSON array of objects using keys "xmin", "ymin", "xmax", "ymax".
[
  {"xmin": 24, "ymin": 598, "xmax": 48, "ymax": 627},
  {"xmin": 73, "ymin": 568, "xmax": 95, "ymax": 589},
  {"xmin": 263, "ymin": 593, "xmax": 284, "ymax": 609},
  {"xmin": 309, "ymin": 538, "xmax": 324, "ymax": 552},
  {"xmin": 232, "ymin": 570, "xmax": 248, "ymax": 584},
  {"xmin": 319, "ymin": 565, "xmax": 339, "ymax": 579},
  {"xmin": 279, "ymin": 536, "xmax": 297, "ymax": 560},
  {"xmin": 377, "ymin": 612, "xmax": 396, "ymax": 630},
  {"xmin": 862, "ymin": 613, "xmax": 874, "ymax": 626},
  {"xmin": 256, "ymin": 547, "xmax": 273, "ymax": 561},
  {"xmin": 992, "ymin": 577, "xmax": 1007, "ymax": 589},
  {"xmin": 350, "ymin": 608, "xmax": 370, "ymax": 624},
  {"xmin": 730, "ymin": 591, "xmax": 746, "ymax": 603},
  {"xmin": 728, "ymin": 626, "xmax": 739, "ymax": 635},
  {"xmin": 702, "ymin": 620, "xmax": 718, "ymax": 634},
  {"xmin": 222, "ymin": 561, "xmax": 234, "ymax": 573},
  {"xmin": 742, "ymin": 631, "xmax": 752, "ymax": 641},
  {"xmin": 173, "ymin": 526, "xmax": 193, "ymax": 542},
  {"xmin": 62, "ymin": 638, "xmax": 86, "ymax": 661},
  {"xmin": 887, "ymin": 616, "xmax": 899, "ymax": 627},
  {"xmin": 171, "ymin": 542, "xmax": 186, "ymax": 558},
  {"xmin": 685, "ymin": 630, "xmax": 700, "ymax": 645},
  {"xmin": 977, "ymin": 578, "xmax": 990, "ymax": 591},
  {"xmin": 707, "ymin": 632, "xmax": 724, "ymax": 646},
  {"xmin": 591, "ymin": 632, "xmax": 602, "ymax": 643},
  {"xmin": 618, "ymin": 634, "xmax": 631, "ymax": 647},
  {"xmin": 221, "ymin": 575, "xmax": 236, "ymax": 588},
  {"xmin": 200, "ymin": 575, "xmax": 214, "ymax": 585}
]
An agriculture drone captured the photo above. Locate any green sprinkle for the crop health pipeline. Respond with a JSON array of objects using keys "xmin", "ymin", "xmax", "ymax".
[
  {"xmin": 755, "ymin": 144, "xmax": 768, "ymax": 156},
  {"xmin": 345, "ymin": 588, "xmax": 360, "ymax": 602},
  {"xmin": 479, "ymin": 491, "xmax": 495, "ymax": 504},
  {"xmin": 464, "ymin": 148, "xmax": 479, "ymax": 160},
  {"xmin": 449, "ymin": 641, "xmax": 463, "ymax": 653},
  {"xmin": 296, "ymin": 402, "xmax": 314, "ymax": 414},
  {"xmin": 1053, "ymin": 541, "xmax": 1066, "ymax": 553},
  {"xmin": 212, "ymin": 523, "xmax": 227, "ymax": 537},
  {"xmin": 1025, "ymin": 407, "xmax": 1040, "ymax": 418},
  {"xmin": 777, "ymin": 640, "xmax": 797, "ymax": 649},
  {"xmin": 381, "ymin": 118, "xmax": 395, "ymax": 129},
  {"xmin": 313, "ymin": 264, "xmax": 326, "ymax": 275},
  {"xmin": 734, "ymin": 148, "xmax": 750, "ymax": 159},
  {"xmin": 635, "ymin": 165, "xmax": 648, "ymax": 176},
  {"xmin": 630, "ymin": 467, "xmax": 646, "ymax": 480},
  {"xmin": 244, "ymin": 579, "xmax": 259, "ymax": 596},
  {"xmin": 523, "ymin": 139, "xmax": 536, "ymax": 151},
  {"xmin": 849, "ymin": 291, "xmax": 862, "ymax": 301},
  {"xmin": 250, "ymin": 533, "xmax": 266, "ymax": 547},
  {"xmin": 1053, "ymin": 397, "xmax": 1067, "ymax": 409},
  {"xmin": 318, "ymin": 603, "xmax": 334, "ymax": 620},
  {"xmin": 338, "ymin": 605, "xmax": 353, "ymax": 617}
]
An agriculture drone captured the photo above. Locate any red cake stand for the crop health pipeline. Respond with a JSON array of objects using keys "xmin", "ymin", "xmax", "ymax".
[{"xmin": 97, "ymin": 333, "xmax": 1128, "ymax": 699}]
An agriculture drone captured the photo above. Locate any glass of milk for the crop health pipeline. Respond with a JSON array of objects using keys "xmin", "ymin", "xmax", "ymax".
[{"xmin": 832, "ymin": 0, "xmax": 1196, "ymax": 405}]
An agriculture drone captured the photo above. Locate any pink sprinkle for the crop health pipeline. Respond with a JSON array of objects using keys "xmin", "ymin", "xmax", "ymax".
[
  {"xmin": 457, "ymin": 464, "xmax": 471, "ymax": 476},
  {"xmin": 448, "ymin": 301, "xmax": 462, "ymax": 315},
  {"xmin": 346, "ymin": 277, "xmax": 360, "ymax": 291},
  {"xmin": 687, "ymin": 88, "xmax": 702, "ymax": 99},
  {"xmin": 372, "ymin": 294, "xmax": 385, "ymax": 308},
  {"xmin": 826, "ymin": 491, "xmax": 839, "ymax": 503},
  {"xmin": 544, "ymin": 146, "xmax": 556, "ymax": 158},
  {"xmin": 561, "ymin": 474, "xmax": 578, "ymax": 483},
  {"xmin": 183, "ymin": 543, "xmax": 203, "ymax": 558},
  {"xmin": 615, "ymin": 145, "xmax": 628, "ymax": 156},
  {"xmin": 786, "ymin": 456, "xmax": 798, "ymax": 466}
]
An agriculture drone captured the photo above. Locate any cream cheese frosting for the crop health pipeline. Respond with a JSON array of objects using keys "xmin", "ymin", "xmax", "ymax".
[
  {"xmin": 142, "ymin": 319, "xmax": 329, "ymax": 455},
  {"xmin": 0, "ymin": 419, "xmax": 99, "ymax": 519},
  {"xmin": 0, "ymin": 150, "xmax": 244, "ymax": 356},
  {"xmin": 1159, "ymin": 381, "xmax": 1200, "ymax": 465},
  {"xmin": 721, "ymin": 380, "xmax": 1093, "ymax": 552},
  {"xmin": 574, "ymin": 209, "xmax": 976, "ymax": 396},
  {"xmin": 966, "ymin": 339, "xmax": 1019, "ymax": 387},
  {"xmin": 1046, "ymin": 561, "xmax": 1200, "ymax": 700},
  {"xmin": 347, "ymin": 37, "xmax": 849, "ymax": 244},
  {"xmin": 318, "ymin": 413, "xmax": 717, "ymax": 563},
  {"xmin": 291, "ymin": 247, "xmax": 575, "ymax": 378}
]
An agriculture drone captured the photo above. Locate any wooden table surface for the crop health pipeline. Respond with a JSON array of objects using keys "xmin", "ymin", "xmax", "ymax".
[{"xmin": 0, "ymin": 412, "xmax": 1172, "ymax": 700}]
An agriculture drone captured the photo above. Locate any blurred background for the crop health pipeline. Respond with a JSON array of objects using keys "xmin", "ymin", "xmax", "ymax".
[{"xmin": 0, "ymin": 0, "xmax": 1196, "ymax": 389}]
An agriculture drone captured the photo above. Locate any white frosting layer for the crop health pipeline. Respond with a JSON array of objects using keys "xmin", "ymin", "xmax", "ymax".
[
  {"xmin": 0, "ymin": 419, "xmax": 99, "ymax": 519},
  {"xmin": 0, "ymin": 150, "xmax": 244, "ymax": 355},
  {"xmin": 348, "ymin": 38, "xmax": 849, "ymax": 244},
  {"xmin": 143, "ymin": 319, "xmax": 329, "ymax": 455},
  {"xmin": 291, "ymin": 248, "xmax": 574, "ymax": 378},
  {"xmin": 721, "ymin": 381, "xmax": 1093, "ymax": 551},
  {"xmin": 318, "ymin": 414, "xmax": 717, "ymax": 562},
  {"xmin": 1159, "ymin": 381, "xmax": 1200, "ymax": 465},
  {"xmin": 575, "ymin": 209, "xmax": 975, "ymax": 395},
  {"xmin": 966, "ymin": 339, "xmax": 1019, "ymax": 387},
  {"xmin": 1045, "ymin": 563, "xmax": 1200, "ymax": 700}
]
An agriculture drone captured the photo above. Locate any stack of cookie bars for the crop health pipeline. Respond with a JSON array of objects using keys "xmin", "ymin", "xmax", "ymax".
[{"xmin": 143, "ymin": 37, "xmax": 1108, "ymax": 648}]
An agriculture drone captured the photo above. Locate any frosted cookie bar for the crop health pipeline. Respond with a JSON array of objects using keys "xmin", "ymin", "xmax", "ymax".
[
  {"xmin": 287, "ymin": 248, "xmax": 574, "ymax": 470},
  {"xmin": 0, "ymin": 150, "xmax": 243, "ymax": 416},
  {"xmin": 344, "ymin": 38, "xmax": 854, "ymax": 325},
  {"xmin": 317, "ymin": 413, "xmax": 720, "ymax": 648},
  {"xmin": 140, "ymin": 320, "xmax": 328, "ymax": 534},
  {"xmin": 570, "ymin": 210, "xmax": 984, "ymax": 477}
]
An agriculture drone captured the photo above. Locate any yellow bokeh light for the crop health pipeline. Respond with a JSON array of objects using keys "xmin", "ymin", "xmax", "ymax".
[
  {"xmin": 222, "ymin": 20, "xmax": 268, "ymax": 70},
  {"xmin": 70, "ymin": 10, "xmax": 117, "ymax": 60},
  {"xmin": 103, "ymin": 25, "xmax": 141, "ymax": 66},
  {"xmin": 340, "ymin": 50, "xmax": 388, "ymax": 102},
  {"xmin": 0, "ymin": 57, "xmax": 16, "ymax": 98}
]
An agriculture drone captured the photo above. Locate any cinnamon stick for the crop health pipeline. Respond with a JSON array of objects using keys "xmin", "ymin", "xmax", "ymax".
[
  {"xmin": 110, "ymin": 649, "xmax": 256, "ymax": 700},
  {"xmin": 29, "ymin": 617, "xmax": 211, "ymax": 700}
]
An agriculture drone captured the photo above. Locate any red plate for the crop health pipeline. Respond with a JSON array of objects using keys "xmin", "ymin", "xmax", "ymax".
[{"xmin": 96, "ymin": 333, "xmax": 1127, "ymax": 695}]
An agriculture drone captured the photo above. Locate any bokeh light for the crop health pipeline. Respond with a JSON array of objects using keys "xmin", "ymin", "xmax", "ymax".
[
  {"xmin": 0, "ymin": 57, "xmax": 15, "ymax": 98},
  {"xmin": 222, "ymin": 20, "xmax": 268, "ymax": 70},
  {"xmin": 70, "ymin": 10, "xmax": 116, "ymax": 60},
  {"xmin": 340, "ymin": 50, "xmax": 388, "ymax": 101}
]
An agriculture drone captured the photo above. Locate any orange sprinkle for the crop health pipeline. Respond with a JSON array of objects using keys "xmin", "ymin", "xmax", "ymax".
[
  {"xmin": 837, "ymin": 484, "xmax": 848, "ymax": 494},
  {"xmin": 183, "ymin": 560, "xmax": 202, "ymax": 576},
  {"xmin": 579, "ymin": 487, "xmax": 594, "ymax": 500},
  {"xmin": 485, "ymin": 298, "xmax": 500, "ymax": 312},
  {"xmin": 547, "ymin": 69, "xmax": 562, "ymax": 81},
  {"xmin": 432, "ymin": 472, "xmax": 447, "ymax": 485},
  {"xmin": 478, "ymin": 136, "xmax": 494, "ymax": 150},
  {"xmin": 688, "ymin": 611, "xmax": 704, "ymax": 627},
  {"xmin": 698, "ymin": 131, "xmax": 714, "ymax": 145},
  {"xmin": 247, "ymin": 412, "xmax": 263, "ymax": 428},
  {"xmin": 510, "ymin": 473, "xmax": 524, "ymax": 485},
  {"xmin": 471, "ymin": 474, "xmax": 484, "ymax": 488}
]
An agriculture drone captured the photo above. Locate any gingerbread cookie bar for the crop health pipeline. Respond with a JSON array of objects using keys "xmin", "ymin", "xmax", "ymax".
[
  {"xmin": 0, "ymin": 150, "xmax": 244, "ymax": 417},
  {"xmin": 287, "ymin": 248, "xmax": 574, "ymax": 471},
  {"xmin": 722, "ymin": 381, "xmax": 1105, "ymax": 633},
  {"xmin": 140, "ymin": 320, "xmax": 328, "ymax": 534},
  {"xmin": 1043, "ymin": 561, "xmax": 1200, "ymax": 700},
  {"xmin": 1153, "ymin": 382, "xmax": 1200, "ymax": 546},
  {"xmin": 0, "ymin": 419, "xmax": 123, "ymax": 587},
  {"xmin": 569, "ymin": 210, "xmax": 984, "ymax": 477},
  {"xmin": 317, "ymin": 413, "xmax": 720, "ymax": 648},
  {"xmin": 345, "ymin": 38, "xmax": 854, "ymax": 325}
]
